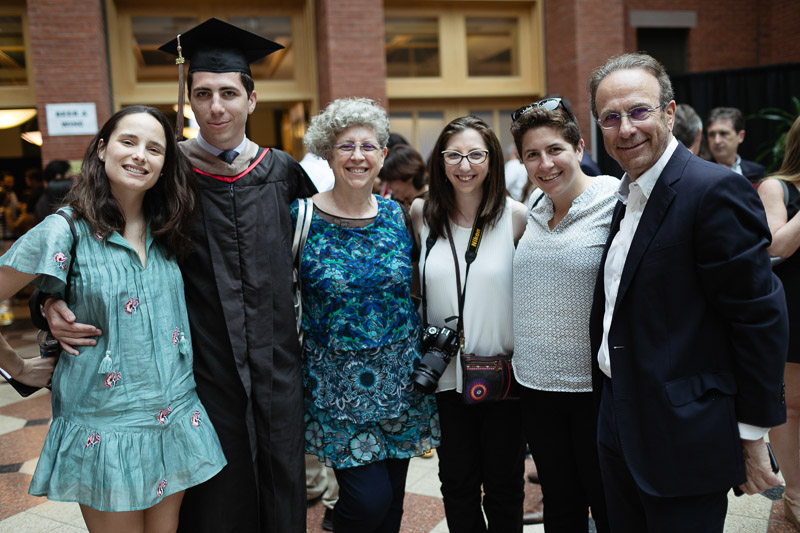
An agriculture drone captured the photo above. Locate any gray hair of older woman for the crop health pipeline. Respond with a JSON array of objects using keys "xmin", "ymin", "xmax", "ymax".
[{"xmin": 303, "ymin": 97, "xmax": 390, "ymax": 161}]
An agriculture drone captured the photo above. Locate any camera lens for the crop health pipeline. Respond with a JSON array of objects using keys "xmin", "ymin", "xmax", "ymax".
[{"xmin": 410, "ymin": 326, "xmax": 459, "ymax": 394}]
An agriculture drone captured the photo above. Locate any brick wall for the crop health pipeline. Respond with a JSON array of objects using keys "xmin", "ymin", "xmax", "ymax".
[
  {"xmin": 758, "ymin": 0, "xmax": 800, "ymax": 66},
  {"xmin": 545, "ymin": 0, "xmax": 626, "ymax": 152},
  {"xmin": 623, "ymin": 0, "xmax": 800, "ymax": 71},
  {"xmin": 27, "ymin": 0, "xmax": 111, "ymax": 166},
  {"xmin": 315, "ymin": 0, "xmax": 387, "ymax": 108}
]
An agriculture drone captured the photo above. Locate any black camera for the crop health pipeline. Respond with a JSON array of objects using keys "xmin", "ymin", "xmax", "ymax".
[{"xmin": 410, "ymin": 325, "xmax": 460, "ymax": 394}]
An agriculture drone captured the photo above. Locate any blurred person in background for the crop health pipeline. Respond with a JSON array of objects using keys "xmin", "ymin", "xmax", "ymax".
[
  {"xmin": 380, "ymin": 144, "xmax": 428, "ymax": 207},
  {"xmin": 673, "ymin": 104, "xmax": 703, "ymax": 155},
  {"xmin": 757, "ymin": 115, "xmax": 800, "ymax": 530},
  {"xmin": 504, "ymin": 144, "xmax": 529, "ymax": 201},
  {"xmin": 707, "ymin": 106, "xmax": 765, "ymax": 184},
  {"xmin": 35, "ymin": 160, "xmax": 75, "ymax": 224}
]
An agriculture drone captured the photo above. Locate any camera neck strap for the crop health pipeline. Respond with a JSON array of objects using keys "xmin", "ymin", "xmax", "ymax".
[{"xmin": 421, "ymin": 198, "xmax": 487, "ymax": 351}]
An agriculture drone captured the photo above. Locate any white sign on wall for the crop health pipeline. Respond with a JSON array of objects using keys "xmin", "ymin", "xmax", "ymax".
[{"xmin": 46, "ymin": 103, "xmax": 98, "ymax": 136}]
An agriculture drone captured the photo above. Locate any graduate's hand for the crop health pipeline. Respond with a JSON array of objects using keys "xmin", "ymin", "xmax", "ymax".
[{"xmin": 44, "ymin": 298, "xmax": 102, "ymax": 356}]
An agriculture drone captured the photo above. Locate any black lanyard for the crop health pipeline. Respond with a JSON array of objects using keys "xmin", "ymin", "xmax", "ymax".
[{"xmin": 421, "ymin": 200, "xmax": 487, "ymax": 351}]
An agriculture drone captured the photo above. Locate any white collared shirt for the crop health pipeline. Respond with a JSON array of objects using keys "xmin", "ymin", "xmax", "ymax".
[
  {"xmin": 730, "ymin": 154, "xmax": 744, "ymax": 176},
  {"xmin": 597, "ymin": 137, "xmax": 767, "ymax": 440},
  {"xmin": 195, "ymin": 131, "xmax": 247, "ymax": 159},
  {"xmin": 598, "ymin": 137, "xmax": 679, "ymax": 378}
]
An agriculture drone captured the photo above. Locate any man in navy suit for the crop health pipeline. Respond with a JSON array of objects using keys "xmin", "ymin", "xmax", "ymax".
[{"xmin": 587, "ymin": 53, "xmax": 788, "ymax": 532}]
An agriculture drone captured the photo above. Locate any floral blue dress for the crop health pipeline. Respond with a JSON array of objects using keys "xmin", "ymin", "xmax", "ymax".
[
  {"xmin": 0, "ymin": 210, "xmax": 226, "ymax": 511},
  {"xmin": 293, "ymin": 196, "xmax": 439, "ymax": 469}
]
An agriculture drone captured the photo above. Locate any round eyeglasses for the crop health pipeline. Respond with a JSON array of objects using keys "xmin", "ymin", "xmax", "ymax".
[
  {"xmin": 511, "ymin": 98, "xmax": 562, "ymax": 122},
  {"xmin": 336, "ymin": 142, "xmax": 381, "ymax": 154},
  {"xmin": 598, "ymin": 104, "xmax": 666, "ymax": 130},
  {"xmin": 441, "ymin": 150, "xmax": 489, "ymax": 166}
]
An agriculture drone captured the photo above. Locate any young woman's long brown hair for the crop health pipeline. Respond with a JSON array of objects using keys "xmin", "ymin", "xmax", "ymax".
[
  {"xmin": 64, "ymin": 105, "xmax": 196, "ymax": 260},
  {"xmin": 775, "ymin": 116, "xmax": 800, "ymax": 183},
  {"xmin": 423, "ymin": 115, "xmax": 507, "ymax": 240}
]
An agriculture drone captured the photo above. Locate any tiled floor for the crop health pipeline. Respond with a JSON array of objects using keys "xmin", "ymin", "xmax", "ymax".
[{"xmin": 0, "ymin": 307, "xmax": 798, "ymax": 532}]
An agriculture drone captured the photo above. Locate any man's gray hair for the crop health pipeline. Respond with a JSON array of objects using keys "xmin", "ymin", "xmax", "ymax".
[
  {"xmin": 587, "ymin": 53, "xmax": 674, "ymax": 119},
  {"xmin": 674, "ymin": 104, "xmax": 703, "ymax": 148},
  {"xmin": 304, "ymin": 97, "xmax": 390, "ymax": 160}
]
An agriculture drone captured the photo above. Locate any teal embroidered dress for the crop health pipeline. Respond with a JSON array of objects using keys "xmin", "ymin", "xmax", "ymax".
[
  {"xmin": 293, "ymin": 196, "xmax": 439, "ymax": 469},
  {"xmin": 0, "ymin": 211, "xmax": 226, "ymax": 511}
]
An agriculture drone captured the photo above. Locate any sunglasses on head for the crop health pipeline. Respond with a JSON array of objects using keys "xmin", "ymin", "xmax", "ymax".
[{"xmin": 511, "ymin": 98, "xmax": 562, "ymax": 122}]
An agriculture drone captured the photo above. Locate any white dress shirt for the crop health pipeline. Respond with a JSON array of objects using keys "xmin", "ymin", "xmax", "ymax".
[
  {"xmin": 598, "ymin": 137, "xmax": 678, "ymax": 378},
  {"xmin": 597, "ymin": 136, "xmax": 766, "ymax": 440}
]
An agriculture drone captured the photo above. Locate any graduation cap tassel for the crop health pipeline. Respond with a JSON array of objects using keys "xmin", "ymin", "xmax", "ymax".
[{"xmin": 175, "ymin": 34, "xmax": 186, "ymax": 140}]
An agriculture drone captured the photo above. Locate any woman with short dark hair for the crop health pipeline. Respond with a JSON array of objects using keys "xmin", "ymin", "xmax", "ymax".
[{"xmin": 510, "ymin": 98, "xmax": 616, "ymax": 532}]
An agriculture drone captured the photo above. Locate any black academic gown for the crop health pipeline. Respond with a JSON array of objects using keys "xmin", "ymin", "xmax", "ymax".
[{"xmin": 177, "ymin": 138, "xmax": 316, "ymax": 533}]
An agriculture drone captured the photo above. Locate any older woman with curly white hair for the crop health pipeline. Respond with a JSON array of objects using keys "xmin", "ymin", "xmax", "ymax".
[{"xmin": 297, "ymin": 97, "xmax": 440, "ymax": 533}]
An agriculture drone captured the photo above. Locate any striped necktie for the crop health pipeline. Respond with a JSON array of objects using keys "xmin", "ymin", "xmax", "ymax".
[{"xmin": 218, "ymin": 149, "xmax": 239, "ymax": 164}]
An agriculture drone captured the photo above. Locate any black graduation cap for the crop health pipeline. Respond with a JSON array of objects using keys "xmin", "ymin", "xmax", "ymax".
[
  {"xmin": 158, "ymin": 18, "xmax": 284, "ymax": 138},
  {"xmin": 158, "ymin": 17, "xmax": 284, "ymax": 76}
]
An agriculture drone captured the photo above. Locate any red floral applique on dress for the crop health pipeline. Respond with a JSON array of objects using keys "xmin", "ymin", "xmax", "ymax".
[
  {"xmin": 172, "ymin": 327, "xmax": 180, "ymax": 345},
  {"xmin": 104, "ymin": 372, "xmax": 122, "ymax": 388},
  {"xmin": 93, "ymin": 230, "xmax": 104, "ymax": 241},
  {"xmin": 157, "ymin": 406, "xmax": 172, "ymax": 424},
  {"xmin": 124, "ymin": 297, "xmax": 140, "ymax": 314},
  {"xmin": 156, "ymin": 479, "xmax": 167, "ymax": 497},
  {"xmin": 191, "ymin": 410, "xmax": 201, "ymax": 427},
  {"xmin": 85, "ymin": 432, "xmax": 101, "ymax": 448},
  {"xmin": 53, "ymin": 252, "xmax": 67, "ymax": 270}
]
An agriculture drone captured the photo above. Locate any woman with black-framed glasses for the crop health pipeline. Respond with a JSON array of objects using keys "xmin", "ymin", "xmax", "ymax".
[
  {"xmin": 509, "ymin": 99, "xmax": 616, "ymax": 533},
  {"xmin": 410, "ymin": 115, "xmax": 528, "ymax": 532}
]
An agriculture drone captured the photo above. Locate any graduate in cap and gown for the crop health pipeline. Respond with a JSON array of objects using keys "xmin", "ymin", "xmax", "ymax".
[
  {"xmin": 41, "ymin": 17, "xmax": 317, "ymax": 533},
  {"xmin": 160, "ymin": 18, "xmax": 317, "ymax": 533}
]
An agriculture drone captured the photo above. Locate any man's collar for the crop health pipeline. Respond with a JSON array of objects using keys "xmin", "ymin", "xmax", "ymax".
[
  {"xmin": 195, "ymin": 131, "xmax": 247, "ymax": 157},
  {"xmin": 615, "ymin": 136, "xmax": 679, "ymax": 204},
  {"xmin": 731, "ymin": 153, "xmax": 743, "ymax": 174}
]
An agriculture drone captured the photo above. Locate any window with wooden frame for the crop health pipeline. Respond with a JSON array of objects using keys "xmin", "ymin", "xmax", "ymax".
[
  {"xmin": 0, "ymin": 14, "xmax": 26, "ymax": 87},
  {"xmin": 384, "ymin": 2, "xmax": 544, "ymax": 101},
  {"xmin": 130, "ymin": 15, "xmax": 294, "ymax": 83}
]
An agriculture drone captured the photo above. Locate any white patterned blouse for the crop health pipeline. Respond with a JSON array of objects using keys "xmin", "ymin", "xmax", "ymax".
[{"xmin": 512, "ymin": 175, "xmax": 619, "ymax": 392}]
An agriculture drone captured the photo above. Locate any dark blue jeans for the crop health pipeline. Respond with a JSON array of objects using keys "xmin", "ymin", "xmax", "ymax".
[{"xmin": 333, "ymin": 458, "xmax": 410, "ymax": 533}]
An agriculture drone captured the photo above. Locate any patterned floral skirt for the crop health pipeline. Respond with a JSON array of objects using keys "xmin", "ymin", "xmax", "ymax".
[{"xmin": 304, "ymin": 391, "xmax": 440, "ymax": 470}]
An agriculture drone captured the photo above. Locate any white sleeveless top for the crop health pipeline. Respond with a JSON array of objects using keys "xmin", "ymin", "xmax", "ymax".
[{"xmin": 419, "ymin": 198, "xmax": 516, "ymax": 392}]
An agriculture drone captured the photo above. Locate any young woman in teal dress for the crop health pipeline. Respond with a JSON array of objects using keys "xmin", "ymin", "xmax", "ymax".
[
  {"xmin": 297, "ymin": 97, "xmax": 440, "ymax": 533},
  {"xmin": 0, "ymin": 106, "xmax": 226, "ymax": 532}
]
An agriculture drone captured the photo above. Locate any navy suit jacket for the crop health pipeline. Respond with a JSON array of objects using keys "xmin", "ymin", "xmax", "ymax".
[
  {"xmin": 589, "ymin": 143, "xmax": 788, "ymax": 498},
  {"xmin": 741, "ymin": 158, "xmax": 766, "ymax": 183}
]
